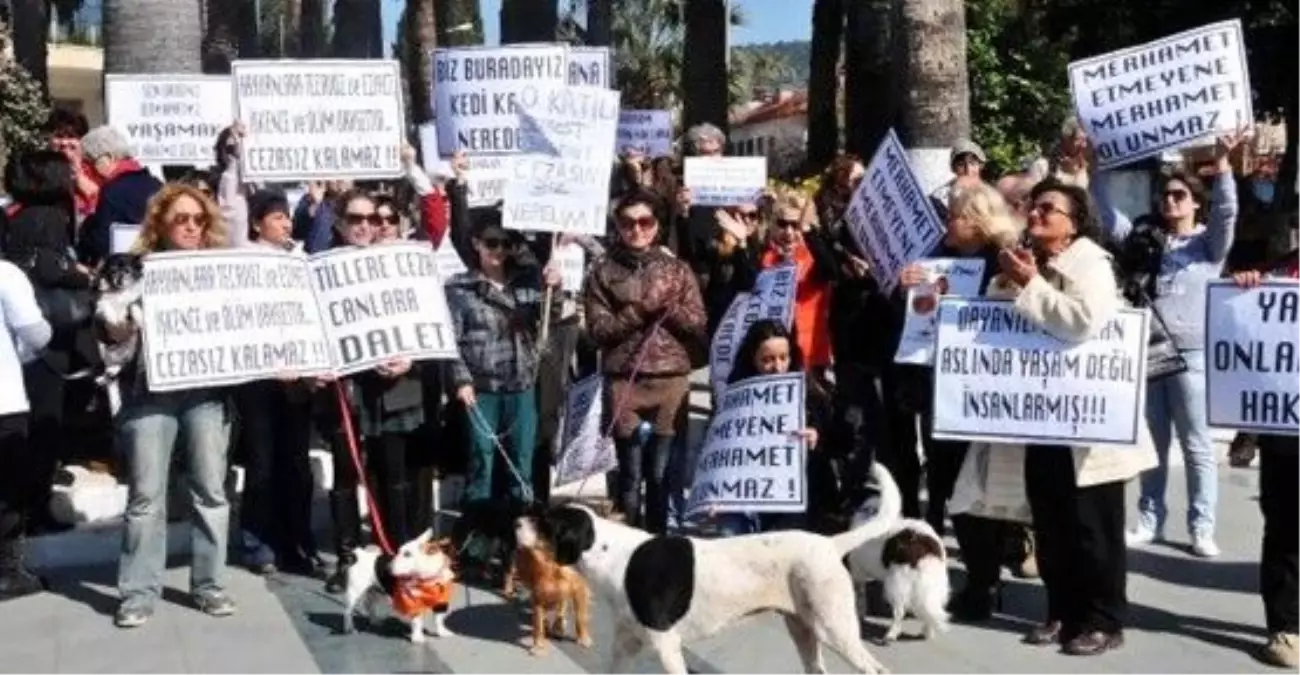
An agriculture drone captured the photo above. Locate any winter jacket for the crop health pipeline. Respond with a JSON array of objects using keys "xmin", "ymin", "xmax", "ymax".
[
  {"xmin": 78, "ymin": 167, "xmax": 162, "ymax": 266},
  {"xmin": 759, "ymin": 234, "xmax": 837, "ymax": 368},
  {"xmin": 445, "ymin": 266, "xmax": 551, "ymax": 394}
]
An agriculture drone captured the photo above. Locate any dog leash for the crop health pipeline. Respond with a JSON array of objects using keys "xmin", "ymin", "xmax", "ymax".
[{"xmin": 334, "ymin": 381, "xmax": 398, "ymax": 556}]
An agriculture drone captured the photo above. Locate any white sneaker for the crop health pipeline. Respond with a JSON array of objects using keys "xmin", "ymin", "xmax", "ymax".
[
  {"xmin": 1125, "ymin": 524, "xmax": 1163, "ymax": 546},
  {"xmin": 1191, "ymin": 532, "xmax": 1221, "ymax": 558}
]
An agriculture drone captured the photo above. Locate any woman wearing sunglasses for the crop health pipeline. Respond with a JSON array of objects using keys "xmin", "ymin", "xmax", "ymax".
[
  {"xmin": 757, "ymin": 191, "xmax": 836, "ymax": 384},
  {"xmin": 1095, "ymin": 131, "xmax": 1245, "ymax": 559}
]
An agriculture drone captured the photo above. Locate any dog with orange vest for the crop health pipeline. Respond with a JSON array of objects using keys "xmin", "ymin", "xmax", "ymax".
[{"xmin": 342, "ymin": 530, "xmax": 457, "ymax": 643}]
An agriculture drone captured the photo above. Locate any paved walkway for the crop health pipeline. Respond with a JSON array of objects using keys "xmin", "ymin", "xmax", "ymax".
[{"xmin": 0, "ymin": 459, "xmax": 1278, "ymax": 674}]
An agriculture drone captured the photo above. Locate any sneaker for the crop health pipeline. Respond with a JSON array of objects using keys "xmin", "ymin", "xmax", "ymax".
[
  {"xmin": 1191, "ymin": 532, "xmax": 1221, "ymax": 558},
  {"xmin": 114, "ymin": 603, "xmax": 153, "ymax": 629},
  {"xmin": 1125, "ymin": 523, "xmax": 1164, "ymax": 546},
  {"xmin": 1259, "ymin": 632, "xmax": 1299, "ymax": 669},
  {"xmin": 193, "ymin": 589, "xmax": 237, "ymax": 617}
]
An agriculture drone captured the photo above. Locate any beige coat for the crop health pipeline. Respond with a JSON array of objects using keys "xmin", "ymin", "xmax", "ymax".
[{"xmin": 984, "ymin": 236, "xmax": 1157, "ymax": 487}]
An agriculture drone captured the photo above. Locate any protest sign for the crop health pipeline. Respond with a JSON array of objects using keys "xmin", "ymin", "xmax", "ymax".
[
  {"xmin": 1205, "ymin": 280, "xmax": 1299, "ymax": 435},
  {"xmin": 462, "ymin": 154, "xmax": 512, "ymax": 207},
  {"xmin": 503, "ymin": 85, "xmax": 620, "ymax": 236},
  {"xmin": 567, "ymin": 46, "xmax": 613, "ymax": 88},
  {"xmin": 931, "ymin": 298, "xmax": 1149, "ymax": 445},
  {"xmin": 687, "ymin": 373, "xmax": 807, "ymax": 515},
  {"xmin": 553, "ymin": 241, "xmax": 586, "ymax": 293},
  {"xmin": 105, "ymin": 75, "xmax": 232, "ymax": 165},
  {"xmin": 110, "ymin": 223, "xmax": 142, "ymax": 255},
  {"xmin": 894, "ymin": 258, "xmax": 987, "ymax": 365},
  {"xmin": 843, "ymin": 129, "xmax": 946, "ymax": 295},
  {"xmin": 683, "ymin": 157, "xmax": 767, "ymax": 207},
  {"xmin": 1068, "ymin": 20, "xmax": 1252, "ymax": 169},
  {"xmin": 232, "ymin": 59, "xmax": 405, "ymax": 181},
  {"xmin": 554, "ymin": 374, "xmax": 616, "ymax": 487},
  {"xmin": 709, "ymin": 264, "xmax": 798, "ymax": 399},
  {"xmin": 433, "ymin": 237, "xmax": 468, "ymax": 281},
  {"xmin": 617, "ymin": 110, "xmax": 674, "ymax": 157},
  {"xmin": 432, "ymin": 44, "xmax": 569, "ymax": 155},
  {"xmin": 416, "ymin": 122, "xmax": 454, "ymax": 178},
  {"xmin": 310, "ymin": 241, "xmax": 458, "ymax": 374},
  {"xmin": 139, "ymin": 249, "xmax": 333, "ymax": 392}
]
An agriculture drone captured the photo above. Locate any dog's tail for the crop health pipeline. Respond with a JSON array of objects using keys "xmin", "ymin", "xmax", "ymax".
[{"xmin": 831, "ymin": 463, "xmax": 902, "ymax": 557}]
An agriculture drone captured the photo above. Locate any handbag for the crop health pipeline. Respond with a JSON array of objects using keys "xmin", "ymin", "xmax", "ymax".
[
  {"xmin": 1142, "ymin": 292, "xmax": 1188, "ymax": 381},
  {"xmin": 35, "ymin": 286, "xmax": 94, "ymax": 329}
]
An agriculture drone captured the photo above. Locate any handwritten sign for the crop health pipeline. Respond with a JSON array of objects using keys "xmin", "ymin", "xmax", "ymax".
[
  {"xmin": 553, "ymin": 242, "xmax": 586, "ymax": 293},
  {"xmin": 687, "ymin": 373, "xmax": 807, "ymax": 515},
  {"xmin": 894, "ymin": 258, "xmax": 986, "ymax": 365},
  {"xmin": 683, "ymin": 157, "xmax": 767, "ymax": 207},
  {"xmin": 618, "ymin": 110, "xmax": 674, "ymax": 157},
  {"xmin": 232, "ymin": 59, "xmax": 405, "ymax": 181},
  {"xmin": 554, "ymin": 374, "xmax": 616, "ymax": 487},
  {"xmin": 1205, "ymin": 280, "xmax": 1299, "ymax": 435},
  {"xmin": 843, "ymin": 129, "xmax": 946, "ymax": 295},
  {"xmin": 709, "ymin": 265, "xmax": 798, "ymax": 399},
  {"xmin": 567, "ymin": 46, "xmax": 613, "ymax": 88},
  {"xmin": 432, "ymin": 45, "xmax": 569, "ymax": 155},
  {"xmin": 503, "ymin": 85, "xmax": 620, "ymax": 236},
  {"xmin": 433, "ymin": 237, "xmax": 468, "ymax": 281},
  {"xmin": 110, "ymin": 223, "xmax": 142, "ymax": 255},
  {"xmin": 139, "ymin": 249, "xmax": 333, "ymax": 392},
  {"xmin": 105, "ymin": 75, "xmax": 232, "ymax": 165},
  {"xmin": 931, "ymin": 298, "xmax": 1149, "ymax": 445},
  {"xmin": 1068, "ymin": 20, "xmax": 1252, "ymax": 169}
]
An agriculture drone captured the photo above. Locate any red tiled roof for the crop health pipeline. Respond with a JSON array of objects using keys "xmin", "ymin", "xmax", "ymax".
[{"xmin": 733, "ymin": 91, "xmax": 808, "ymax": 128}]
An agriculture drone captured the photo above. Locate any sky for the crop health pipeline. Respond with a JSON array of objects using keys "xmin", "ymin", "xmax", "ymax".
[{"xmin": 381, "ymin": 0, "xmax": 812, "ymax": 54}]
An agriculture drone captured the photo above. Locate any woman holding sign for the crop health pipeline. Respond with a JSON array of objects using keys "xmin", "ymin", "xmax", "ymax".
[
  {"xmin": 108, "ymin": 185, "xmax": 236, "ymax": 629},
  {"xmin": 989, "ymin": 179, "xmax": 1154, "ymax": 656}
]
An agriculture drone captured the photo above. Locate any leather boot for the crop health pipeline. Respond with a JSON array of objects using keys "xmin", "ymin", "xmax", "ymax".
[
  {"xmin": 325, "ymin": 489, "xmax": 362, "ymax": 594},
  {"xmin": 643, "ymin": 435, "xmax": 674, "ymax": 535},
  {"xmin": 0, "ymin": 528, "xmax": 45, "ymax": 601},
  {"xmin": 615, "ymin": 436, "xmax": 643, "ymax": 529}
]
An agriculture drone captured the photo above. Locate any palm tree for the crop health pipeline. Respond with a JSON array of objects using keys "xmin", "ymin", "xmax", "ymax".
[
  {"xmin": 301, "ymin": 0, "xmax": 326, "ymax": 56},
  {"xmin": 104, "ymin": 0, "xmax": 203, "ymax": 73},
  {"xmin": 587, "ymin": 0, "xmax": 613, "ymax": 45},
  {"xmin": 202, "ymin": 0, "xmax": 240, "ymax": 73},
  {"xmin": 404, "ymin": 0, "xmax": 436, "ymax": 125},
  {"xmin": 9, "ymin": 0, "xmax": 48, "ymax": 96},
  {"xmin": 332, "ymin": 0, "xmax": 383, "ymax": 58},
  {"xmin": 436, "ymin": 0, "xmax": 484, "ymax": 45},
  {"xmin": 806, "ymin": 0, "xmax": 843, "ymax": 172},
  {"xmin": 843, "ymin": 0, "xmax": 897, "ymax": 160},
  {"xmin": 728, "ymin": 48, "xmax": 793, "ymax": 104},
  {"xmin": 500, "ymin": 0, "xmax": 558, "ymax": 43},
  {"xmin": 682, "ymin": 0, "xmax": 729, "ymax": 133},
  {"xmin": 898, "ymin": 0, "xmax": 969, "ymax": 190}
]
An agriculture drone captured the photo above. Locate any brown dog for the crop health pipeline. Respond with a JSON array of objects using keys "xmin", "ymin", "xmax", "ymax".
[{"xmin": 503, "ymin": 531, "xmax": 593, "ymax": 655}]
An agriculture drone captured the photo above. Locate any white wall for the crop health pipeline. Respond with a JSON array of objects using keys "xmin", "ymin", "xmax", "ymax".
[{"xmin": 729, "ymin": 114, "xmax": 807, "ymax": 176}]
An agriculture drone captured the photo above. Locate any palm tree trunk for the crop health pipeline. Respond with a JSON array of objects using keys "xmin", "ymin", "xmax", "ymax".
[
  {"xmin": 586, "ymin": 0, "xmax": 613, "ymax": 46},
  {"xmin": 300, "ymin": 0, "xmax": 325, "ymax": 56},
  {"xmin": 843, "ymin": 0, "xmax": 896, "ymax": 160},
  {"xmin": 332, "ymin": 0, "xmax": 383, "ymax": 57},
  {"xmin": 898, "ymin": 0, "xmax": 969, "ymax": 192},
  {"xmin": 10, "ymin": 0, "xmax": 48, "ymax": 98},
  {"xmin": 682, "ymin": 0, "xmax": 728, "ymax": 134},
  {"xmin": 105, "ymin": 0, "xmax": 204, "ymax": 74},
  {"xmin": 500, "ymin": 0, "xmax": 557, "ymax": 44},
  {"xmin": 806, "ymin": 0, "xmax": 843, "ymax": 172},
  {"xmin": 202, "ymin": 0, "xmax": 240, "ymax": 73},
  {"xmin": 280, "ymin": 0, "xmax": 302, "ymax": 55},
  {"xmin": 436, "ymin": 0, "xmax": 484, "ymax": 45},
  {"xmin": 406, "ymin": 0, "xmax": 436, "ymax": 125}
]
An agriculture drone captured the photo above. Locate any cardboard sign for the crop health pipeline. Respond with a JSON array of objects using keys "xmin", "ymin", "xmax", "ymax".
[
  {"xmin": 683, "ymin": 157, "xmax": 767, "ymax": 207},
  {"xmin": 105, "ymin": 75, "xmax": 233, "ymax": 165},
  {"xmin": 894, "ymin": 258, "xmax": 986, "ymax": 365},
  {"xmin": 432, "ymin": 44, "xmax": 569, "ymax": 155},
  {"xmin": 1205, "ymin": 280, "xmax": 1299, "ymax": 435},
  {"xmin": 110, "ymin": 223, "xmax": 142, "ymax": 255},
  {"xmin": 618, "ymin": 110, "xmax": 674, "ymax": 157},
  {"xmin": 433, "ymin": 237, "xmax": 468, "ymax": 281},
  {"xmin": 554, "ymin": 374, "xmax": 616, "ymax": 487},
  {"xmin": 553, "ymin": 242, "xmax": 586, "ymax": 293},
  {"xmin": 567, "ymin": 46, "xmax": 614, "ymax": 88},
  {"xmin": 709, "ymin": 265, "xmax": 798, "ymax": 399}
]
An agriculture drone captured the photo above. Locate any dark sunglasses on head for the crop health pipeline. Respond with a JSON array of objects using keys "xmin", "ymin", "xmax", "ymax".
[
  {"xmin": 479, "ymin": 236, "xmax": 509, "ymax": 249},
  {"xmin": 345, "ymin": 212, "xmax": 381, "ymax": 226},
  {"xmin": 618, "ymin": 215, "xmax": 657, "ymax": 230},
  {"xmin": 1163, "ymin": 189, "xmax": 1190, "ymax": 203}
]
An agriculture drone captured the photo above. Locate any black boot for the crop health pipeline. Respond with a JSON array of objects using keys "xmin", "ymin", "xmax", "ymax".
[
  {"xmin": 947, "ymin": 584, "xmax": 999, "ymax": 622},
  {"xmin": 643, "ymin": 435, "xmax": 675, "ymax": 535},
  {"xmin": 0, "ymin": 529, "xmax": 45, "ymax": 601},
  {"xmin": 325, "ymin": 489, "xmax": 362, "ymax": 594},
  {"xmin": 615, "ymin": 436, "xmax": 643, "ymax": 529}
]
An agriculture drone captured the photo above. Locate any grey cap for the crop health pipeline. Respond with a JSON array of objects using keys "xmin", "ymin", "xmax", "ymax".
[{"xmin": 950, "ymin": 139, "xmax": 986, "ymax": 165}]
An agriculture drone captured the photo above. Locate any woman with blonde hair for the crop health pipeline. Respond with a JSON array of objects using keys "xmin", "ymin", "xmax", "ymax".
[
  {"xmin": 758, "ymin": 189, "xmax": 837, "ymax": 378},
  {"xmin": 106, "ymin": 184, "xmax": 235, "ymax": 629}
]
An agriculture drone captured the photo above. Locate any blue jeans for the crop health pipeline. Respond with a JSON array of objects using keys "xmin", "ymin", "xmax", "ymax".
[
  {"xmin": 1138, "ymin": 349, "xmax": 1217, "ymax": 536},
  {"xmin": 118, "ymin": 390, "xmax": 232, "ymax": 608},
  {"xmin": 464, "ymin": 390, "xmax": 536, "ymax": 504},
  {"xmin": 712, "ymin": 512, "xmax": 761, "ymax": 536}
]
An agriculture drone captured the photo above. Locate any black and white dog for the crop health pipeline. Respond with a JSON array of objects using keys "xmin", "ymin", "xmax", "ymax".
[
  {"xmin": 93, "ymin": 253, "xmax": 143, "ymax": 412},
  {"xmin": 518, "ymin": 463, "xmax": 903, "ymax": 674}
]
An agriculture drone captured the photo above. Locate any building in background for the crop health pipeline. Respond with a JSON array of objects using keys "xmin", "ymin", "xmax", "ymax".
[
  {"xmin": 728, "ymin": 89, "xmax": 808, "ymax": 178},
  {"xmin": 48, "ymin": 0, "xmax": 103, "ymax": 124}
]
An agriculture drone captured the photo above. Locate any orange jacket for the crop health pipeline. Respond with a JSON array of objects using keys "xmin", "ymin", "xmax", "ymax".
[{"xmin": 760, "ymin": 240, "xmax": 832, "ymax": 367}]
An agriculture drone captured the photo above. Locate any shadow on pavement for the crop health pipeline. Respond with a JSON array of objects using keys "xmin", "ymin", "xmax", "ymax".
[{"xmin": 1126, "ymin": 546, "xmax": 1258, "ymax": 594}]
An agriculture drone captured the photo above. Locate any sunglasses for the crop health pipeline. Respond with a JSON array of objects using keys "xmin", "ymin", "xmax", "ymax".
[
  {"xmin": 479, "ymin": 236, "xmax": 509, "ymax": 249},
  {"xmin": 170, "ymin": 212, "xmax": 209, "ymax": 227},
  {"xmin": 734, "ymin": 211, "xmax": 760, "ymax": 221},
  {"xmin": 1163, "ymin": 189, "xmax": 1190, "ymax": 203},
  {"xmin": 1029, "ymin": 202, "xmax": 1071, "ymax": 219},
  {"xmin": 345, "ymin": 212, "xmax": 381, "ymax": 226},
  {"xmin": 618, "ymin": 215, "xmax": 657, "ymax": 230},
  {"xmin": 379, "ymin": 213, "xmax": 401, "ymax": 225},
  {"xmin": 775, "ymin": 219, "xmax": 800, "ymax": 230}
]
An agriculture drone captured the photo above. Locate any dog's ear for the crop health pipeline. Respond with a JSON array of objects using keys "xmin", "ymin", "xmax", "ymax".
[{"xmin": 542, "ymin": 506, "xmax": 595, "ymax": 566}]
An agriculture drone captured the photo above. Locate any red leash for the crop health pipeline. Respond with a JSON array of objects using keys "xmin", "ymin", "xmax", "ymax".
[{"xmin": 334, "ymin": 381, "xmax": 398, "ymax": 556}]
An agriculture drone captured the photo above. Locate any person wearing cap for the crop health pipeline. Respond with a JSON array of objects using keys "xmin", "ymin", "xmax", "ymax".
[
  {"xmin": 77, "ymin": 125, "xmax": 163, "ymax": 267},
  {"xmin": 930, "ymin": 139, "xmax": 988, "ymax": 219}
]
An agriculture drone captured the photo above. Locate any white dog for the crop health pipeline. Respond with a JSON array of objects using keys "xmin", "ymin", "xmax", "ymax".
[
  {"xmin": 521, "ymin": 463, "xmax": 902, "ymax": 674},
  {"xmin": 342, "ymin": 530, "xmax": 456, "ymax": 643},
  {"xmin": 845, "ymin": 517, "xmax": 950, "ymax": 644}
]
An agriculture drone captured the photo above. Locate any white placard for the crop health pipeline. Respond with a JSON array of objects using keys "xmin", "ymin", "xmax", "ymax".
[
  {"xmin": 110, "ymin": 223, "xmax": 142, "ymax": 254},
  {"xmin": 503, "ymin": 85, "xmax": 620, "ymax": 236},
  {"xmin": 554, "ymin": 374, "xmax": 616, "ymax": 487},
  {"xmin": 417, "ymin": 122, "xmax": 454, "ymax": 178},
  {"xmin": 232, "ymin": 59, "xmax": 405, "ymax": 181},
  {"xmin": 709, "ymin": 264, "xmax": 798, "ymax": 399},
  {"xmin": 462, "ymin": 154, "xmax": 511, "ymax": 207},
  {"xmin": 433, "ymin": 237, "xmax": 468, "ymax": 281},
  {"xmin": 139, "ymin": 249, "xmax": 333, "ymax": 392},
  {"xmin": 618, "ymin": 110, "xmax": 674, "ymax": 157},
  {"xmin": 683, "ymin": 157, "xmax": 767, "ymax": 207},
  {"xmin": 105, "ymin": 75, "xmax": 233, "ymax": 165},
  {"xmin": 687, "ymin": 373, "xmax": 807, "ymax": 515},
  {"xmin": 310, "ymin": 242, "xmax": 458, "ymax": 374},
  {"xmin": 1205, "ymin": 280, "xmax": 1299, "ymax": 435},
  {"xmin": 843, "ymin": 129, "xmax": 946, "ymax": 295},
  {"xmin": 553, "ymin": 242, "xmax": 586, "ymax": 293},
  {"xmin": 931, "ymin": 298, "xmax": 1149, "ymax": 445},
  {"xmin": 894, "ymin": 258, "xmax": 987, "ymax": 365},
  {"xmin": 1068, "ymin": 20, "xmax": 1252, "ymax": 169},
  {"xmin": 567, "ymin": 46, "xmax": 613, "ymax": 88},
  {"xmin": 432, "ymin": 45, "xmax": 569, "ymax": 155}
]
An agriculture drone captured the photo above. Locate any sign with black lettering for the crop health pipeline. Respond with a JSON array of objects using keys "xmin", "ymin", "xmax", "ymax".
[
  {"xmin": 567, "ymin": 46, "xmax": 613, "ymax": 88},
  {"xmin": 931, "ymin": 298, "xmax": 1149, "ymax": 445},
  {"xmin": 843, "ymin": 129, "xmax": 946, "ymax": 295},
  {"xmin": 140, "ymin": 242, "xmax": 456, "ymax": 392},
  {"xmin": 683, "ymin": 157, "xmax": 767, "ymax": 207},
  {"xmin": 1205, "ymin": 280, "xmax": 1299, "ymax": 435},
  {"xmin": 687, "ymin": 373, "xmax": 807, "ymax": 515},
  {"xmin": 554, "ymin": 374, "xmax": 616, "ymax": 487},
  {"xmin": 1068, "ymin": 20, "xmax": 1252, "ymax": 169},
  {"xmin": 709, "ymin": 264, "xmax": 798, "ymax": 399},
  {"xmin": 432, "ymin": 45, "xmax": 569, "ymax": 155},
  {"xmin": 894, "ymin": 257, "xmax": 986, "ymax": 365},
  {"xmin": 110, "ymin": 223, "xmax": 142, "ymax": 255},
  {"xmin": 139, "ymin": 249, "xmax": 333, "ymax": 392},
  {"xmin": 105, "ymin": 75, "xmax": 233, "ymax": 165},
  {"xmin": 618, "ymin": 110, "xmax": 673, "ymax": 157},
  {"xmin": 232, "ymin": 59, "xmax": 405, "ymax": 181},
  {"xmin": 503, "ymin": 85, "xmax": 621, "ymax": 235}
]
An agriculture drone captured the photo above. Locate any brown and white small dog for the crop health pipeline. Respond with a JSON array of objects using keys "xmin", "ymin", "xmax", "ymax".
[
  {"xmin": 845, "ymin": 516, "xmax": 950, "ymax": 644},
  {"xmin": 342, "ymin": 530, "xmax": 457, "ymax": 643},
  {"xmin": 507, "ymin": 516, "xmax": 594, "ymax": 655}
]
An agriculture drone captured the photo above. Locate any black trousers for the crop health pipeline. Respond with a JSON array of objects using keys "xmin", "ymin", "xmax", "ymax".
[
  {"xmin": 0, "ymin": 414, "xmax": 33, "ymax": 543},
  {"xmin": 1024, "ymin": 446, "xmax": 1127, "ymax": 636},
  {"xmin": 534, "ymin": 319, "xmax": 583, "ymax": 504},
  {"xmin": 828, "ymin": 363, "xmax": 886, "ymax": 501},
  {"xmin": 1259, "ymin": 435, "xmax": 1298, "ymax": 634},
  {"xmin": 235, "ymin": 381, "xmax": 315, "ymax": 563},
  {"xmin": 21, "ymin": 362, "xmax": 64, "ymax": 525}
]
